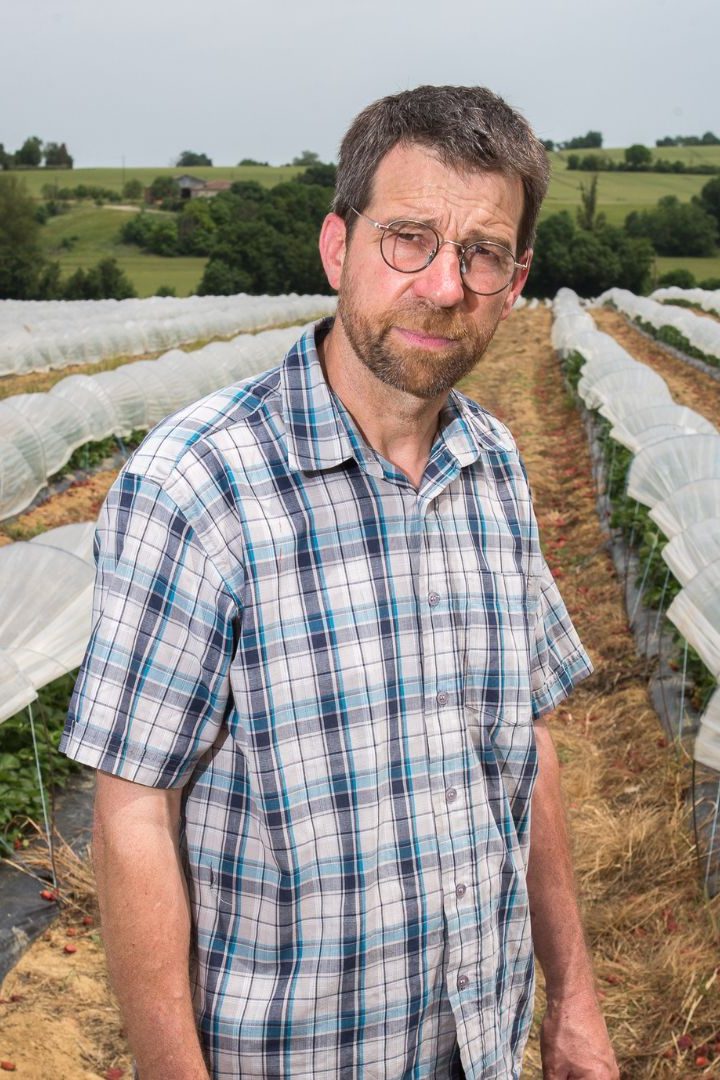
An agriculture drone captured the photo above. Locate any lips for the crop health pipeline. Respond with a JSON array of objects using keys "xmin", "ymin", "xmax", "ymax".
[{"xmin": 394, "ymin": 326, "xmax": 460, "ymax": 348}]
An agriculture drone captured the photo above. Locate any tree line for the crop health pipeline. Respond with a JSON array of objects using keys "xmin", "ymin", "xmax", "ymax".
[
  {"xmin": 1, "ymin": 136, "xmax": 74, "ymax": 170},
  {"xmin": 3, "ymin": 163, "xmax": 720, "ymax": 302},
  {"xmin": 542, "ymin": 131, "xmax": 719, "ymax": 153},
  {"xmin": 0, "ymin": 176, "xmax": 135, "ymax": 300}
]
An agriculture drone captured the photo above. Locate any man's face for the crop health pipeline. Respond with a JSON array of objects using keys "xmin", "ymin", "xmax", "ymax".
[{"xmin": 329, "ymin": 143, "xmax": 529, "ymax": 400}]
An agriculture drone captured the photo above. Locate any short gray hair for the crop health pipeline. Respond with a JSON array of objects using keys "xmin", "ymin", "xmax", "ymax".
[{"xmin": 332, "ymin": 85, "xmax": 550, "ymax": 255}]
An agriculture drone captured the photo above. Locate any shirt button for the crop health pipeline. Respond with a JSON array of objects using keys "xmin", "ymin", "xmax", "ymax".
[
  {"xmin": 456, "ymin": 883, "xmax": 467, "ymax": 898},
  {"xmin": 457, "ymin": 974, "xmax": 469, "ymax": 990},
  {"xmin": 436, "ymin": 691, "xmax": 448, "ymax": 706},
  {"xmin": 446, "ymin": 787, "xmax": 457, "ymax": 803},
  {"xmin": 428, "ymin": 592, "xmax": 440, "ymax": 607}
]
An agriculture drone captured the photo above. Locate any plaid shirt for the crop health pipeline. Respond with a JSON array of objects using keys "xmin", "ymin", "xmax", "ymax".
[{"xmin": 61, "ymin": 320, "xmax": 592, "ymax": 1079}]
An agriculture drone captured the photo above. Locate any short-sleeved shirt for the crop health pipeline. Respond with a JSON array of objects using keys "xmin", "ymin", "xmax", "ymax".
[{"xmin": 61, "ymin": 320, "xmax": 592, "ymax": 1080}]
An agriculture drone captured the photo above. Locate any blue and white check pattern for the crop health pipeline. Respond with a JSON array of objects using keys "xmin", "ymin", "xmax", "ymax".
[{"xmin": 61, "ymin": 320, "xmax": 592, "ymax": 1079}]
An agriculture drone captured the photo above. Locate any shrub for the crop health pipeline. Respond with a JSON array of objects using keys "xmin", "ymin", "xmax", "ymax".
[
  {"xmin": 122, "ymin": 178, "xmax": 143, "ymax": 200},
  {"xmin": 625, "ymin": 196, "xmax": 719, "ymax": 256},
  {"xmin": 656, "ymin": 268, "xmax": 697, "ymax": 288}
]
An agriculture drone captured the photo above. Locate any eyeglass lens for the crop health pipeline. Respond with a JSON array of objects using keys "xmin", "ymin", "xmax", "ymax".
[{"xmin": 380, "ymin": 221, "xmax": 516, "ymax": 295}]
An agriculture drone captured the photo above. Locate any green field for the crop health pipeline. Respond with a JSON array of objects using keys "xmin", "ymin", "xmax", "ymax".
[
  {"xmin": 39, "ymin": 204, "xmax": 206, "ymax": 296},
  {"xmin": 653, "ymin": 255, "xmax": 720, "ymax": 283},
  {"xmin": 12, "ymin": 164, "xmax": 304, "ymax": 197},
  {"xmin": 7, "ymin": 154, "xmax": 720, "ymax": 295},
  {"xmin": 544, "ymin": 159, "xmax": 715, "ymax": 226}
]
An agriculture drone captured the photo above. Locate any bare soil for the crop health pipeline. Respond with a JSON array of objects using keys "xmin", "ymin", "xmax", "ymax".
[
  {"xmin": 1, "ymin": 307, "xmax": 719, "ymax": 1078},
  {"xmin": 0, "ymin": 471, "xmax": 117, "ymax": 546}
]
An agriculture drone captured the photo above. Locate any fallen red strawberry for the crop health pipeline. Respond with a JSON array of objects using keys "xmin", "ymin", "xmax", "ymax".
[
  {"xmin": 0, "ymin": 1063, "xmax": 16, "ymax": 1072},
  {"xmin": 105, "ymin": 1068, "xmax": 124, "ymax": 1079},
  {"xmin": 63, "ymin": 943, "xmax": 78, "ymax": 955},
  {"xmin": 66, "ymin": 927, "xmax": 78, "ymax": 937},
  {"xmin": 82, "ymin": 915, "xmax": 94, "ymax": 926},
  {"xmin": 39, "ymin": 888, "xmax": 58, "ymax": 902},
  {"xmin": 677, "ymin": 1034, "xmax": 694, "ymax": 1051},
  {"xmin": 695, "ymin": 1055, "xmax": 709, "ymax": 1067}
]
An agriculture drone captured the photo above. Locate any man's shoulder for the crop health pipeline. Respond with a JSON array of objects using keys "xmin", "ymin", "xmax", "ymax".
[
  {"xmin": 450, "ymin": 387, "xmax": 520, "ymax": 456},
  {"xmin": 126, "ymin": 361, "xmax": 285, "ymax": 489}
]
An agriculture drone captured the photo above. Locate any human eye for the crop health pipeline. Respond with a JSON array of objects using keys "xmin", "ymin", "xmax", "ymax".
[
  {"xmin": 466, "ymin": 241, "xmax": 503, "ymax": 263},
  {"xmin": 391, "ymin": 224, "xmax": 432, "ymax": 249}
]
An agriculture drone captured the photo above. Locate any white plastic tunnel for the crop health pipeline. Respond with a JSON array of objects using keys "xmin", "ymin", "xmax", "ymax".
[
  {"xmin": 650, "ymin": 479, "xmax": 720, "ymax": 539},
  {"xmin": 610, "ymin": 404, "xmax": 717, "ymax": 455},
  {"xmin": 666, "ymin": 559, "xmax": 720, "ymax": 679},
  {"xmin": 695, "ymin": 687, "xmax": 720, "ymax": 771},
  {"xmin": 662, "ymin": 519, "xmax": 720, "ymax": 587},
  {"xmin": 626, "ymin": 434, "xmax": 720, "ymax": 508},
  {"xmin": 0, "ymin": 533, "xmax": 96, "ymax": 722}
]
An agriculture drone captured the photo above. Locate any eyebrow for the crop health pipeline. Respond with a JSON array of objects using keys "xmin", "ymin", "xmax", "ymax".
[{"xmin": 393, "ymin": 214, "xmax": 515, "ymax": 252}]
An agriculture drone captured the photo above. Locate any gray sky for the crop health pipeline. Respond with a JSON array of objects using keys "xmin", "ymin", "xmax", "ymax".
[{"xmin": 3, "ymin": 0, "xmax": 718, "ymax": 168}]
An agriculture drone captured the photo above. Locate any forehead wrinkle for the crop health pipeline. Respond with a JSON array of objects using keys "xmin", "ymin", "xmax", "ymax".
[{"xmin": 367, "ymin": 144, "xmax": 524, "ymax": 250}]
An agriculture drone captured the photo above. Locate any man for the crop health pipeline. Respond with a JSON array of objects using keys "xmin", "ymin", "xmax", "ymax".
[{"xmin": 61, "ymin": 85, "xmax": 618, "ymax": 1079}]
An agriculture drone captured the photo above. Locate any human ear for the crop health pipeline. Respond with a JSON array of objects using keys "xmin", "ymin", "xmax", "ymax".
[
  {"xmin": 318, "ymin": 213, "xmax": 347, "ymax": 291},
  {"xmin": 500, "ymin": 248, "xmax": 532, "ymax": 320}
]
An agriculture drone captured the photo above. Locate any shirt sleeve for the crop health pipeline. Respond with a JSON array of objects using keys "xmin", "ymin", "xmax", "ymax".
[
  {"xmin": 59, "ymin": 470, "xmax": 239, "ymax": 788},
  {"xmin": 529, "ymin": 559, "xmax": 593, "ymax": 720}
]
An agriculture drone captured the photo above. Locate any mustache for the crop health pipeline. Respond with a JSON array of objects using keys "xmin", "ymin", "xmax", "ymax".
[{"xmin": 384, "ymin": 303, "xmax": 477, "ymax": 340}]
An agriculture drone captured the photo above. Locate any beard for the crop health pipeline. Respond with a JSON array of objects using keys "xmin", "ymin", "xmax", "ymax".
[{"xmin": 337, "ymin": 284, "xmax": 503, "ymax": 401}]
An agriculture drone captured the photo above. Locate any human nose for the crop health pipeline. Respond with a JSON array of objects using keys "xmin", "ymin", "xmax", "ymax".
[{"xmin": 410, "ymin": 240, "xmax": 466, "ymax": 307}]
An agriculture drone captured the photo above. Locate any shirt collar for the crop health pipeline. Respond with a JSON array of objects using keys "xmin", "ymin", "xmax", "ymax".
[
  {"xmin": 281, "ymin": 319, "xmax": 356, "ymax": 473},
  {"xmin": 280, "ymin": 318, "xmax": 514, "ymax": 475}
]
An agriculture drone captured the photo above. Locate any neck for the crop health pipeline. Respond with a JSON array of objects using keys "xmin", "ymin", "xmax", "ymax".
[{"xmin": 319, "ymin": 318, "xmax": 446, "ymax": 490}]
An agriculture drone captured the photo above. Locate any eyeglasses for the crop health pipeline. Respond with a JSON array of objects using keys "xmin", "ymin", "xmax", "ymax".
[{"xmin": 349, "ymin": 207, "xmax": 527, "ymax": 296}]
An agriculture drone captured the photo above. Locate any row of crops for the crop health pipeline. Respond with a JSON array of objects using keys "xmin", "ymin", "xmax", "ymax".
[
  {"xmin": 651, "ymin": 285, "xmax": 720, "ymax": 318},
  {"xmin": 601, "ymin": 287, "xmax": 720, "ymax": 369},
  {"xmin": 552, "ymin": 288, "xmax": 720, "ymax": 788},
  {"xmin": 0, "ymin": 293, "xmax": 336, "ymax": 377},
  {"xmin": 0, "ymin": 297, "xmax": 335, "ymax": 729},
  {"xmin": 0, "ymin": 296, "xmax": 336, "ymax": 522}
]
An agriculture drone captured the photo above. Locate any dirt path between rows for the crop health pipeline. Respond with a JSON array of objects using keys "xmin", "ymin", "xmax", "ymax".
[
  {"xmin": 1, "ymin": 308, "xmax": 718, "ymax": 1078},
  {"xmin": 592, "ymin": 308, "xmax": 720, "ymax": 429}
]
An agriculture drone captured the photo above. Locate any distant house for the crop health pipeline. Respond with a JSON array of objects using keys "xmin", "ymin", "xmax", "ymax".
[
  {"xmin": 174, "ymin": 175, "xmax": 232, "ymax": 200},
  {"xmin": 197, "ymin": 179, "xmax": 232, "ymax": 198},
  {"xmin": 174, "ymin": 174, "xmax": 208, "ymax": 199}
]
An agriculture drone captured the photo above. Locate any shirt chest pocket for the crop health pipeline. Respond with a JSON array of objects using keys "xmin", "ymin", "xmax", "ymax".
[{"xmin": 464, "ymin": 569, "xmax": 540, "ymax": 723}]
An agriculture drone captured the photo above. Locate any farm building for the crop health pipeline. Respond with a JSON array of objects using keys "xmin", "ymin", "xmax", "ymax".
[{"xmin": 172, "ymin": 174, "xmax": 231, "ymax": 199}]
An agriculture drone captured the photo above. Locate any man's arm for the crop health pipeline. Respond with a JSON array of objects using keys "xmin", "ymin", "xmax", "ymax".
[
  {"xmin": 527, "ymin": 719, "xmax": 619, "ymax": 1079},
  {"xmin": 93, "ymin": 771, "xmax": 211, "ymax": 1080}
]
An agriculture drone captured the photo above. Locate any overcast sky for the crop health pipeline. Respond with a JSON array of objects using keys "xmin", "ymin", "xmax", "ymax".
[{"xmin": 2, "ymin": 0, "xmax": 718, "ymax": 168}]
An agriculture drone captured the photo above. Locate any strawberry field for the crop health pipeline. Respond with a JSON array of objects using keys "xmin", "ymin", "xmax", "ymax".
[{"xmin": 0, "ymin": 297, "xmax": 719, "ymax": 1077}]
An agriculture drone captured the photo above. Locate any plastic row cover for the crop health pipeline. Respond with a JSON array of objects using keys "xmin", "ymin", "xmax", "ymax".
[
  {"xmin": 0, "ymin": 293, "xmax": 337, "ymax": 377},
  {"xmin": 0, "ymin": 523, "xmax": 96, "ymax": 723},
  {"xmin": 551, "ymin": 290, "xmax": 689, "ymax": 427},
  {"xmin": 662, "ymin": 518, "xmax": 720, "ymax": 587},
  {"xmin": 695, "ymin": 688, "xmax": 720, "ymax": 771},
  {"xmin": 0, "ymin": 316, "xmax": 336, "ymax": 523},
  {"xmin": 551, "ymin": 290, "xmax": 720, "ymax": 746},
  {"xmin": 596, "ymin": 288, "xmax": 720, "ymax": 363},
  {"xmin": 551, "ymin": 288, "xmax": 596, "ymax": 354},
  {"xmin": 666, "ymin": 560, "xmax": 720, "ymax": 679},
  {"xmin": 651, "ymin": 287, "xmax": 720, "ymax": 318},
  {"xmin": 610, "ymin": 405, "xmax": 717, "ymax": 455},
  {"xmin": 627, "ymin": 435, "xmax": 720, "ymax": 508}
]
